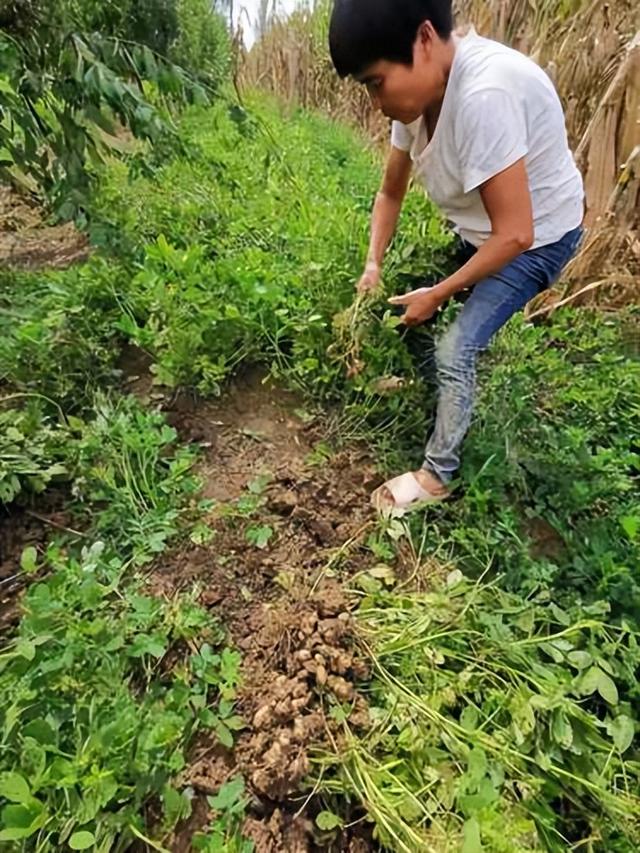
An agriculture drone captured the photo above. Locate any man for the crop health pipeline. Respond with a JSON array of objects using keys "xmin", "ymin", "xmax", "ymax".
[{"xmin": 329, "ymin": 0, "xmax": 584, "ymax": 513}]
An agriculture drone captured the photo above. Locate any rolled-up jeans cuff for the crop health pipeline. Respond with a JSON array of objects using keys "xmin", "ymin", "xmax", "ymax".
[{"xmin": 422, "ymin": 460, "xmax": 450, "ymax": 486}]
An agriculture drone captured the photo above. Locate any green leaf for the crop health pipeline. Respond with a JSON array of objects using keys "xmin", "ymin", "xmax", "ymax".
[
  {"xmin": 316, "ymin": 810, "xmax": 343, "ymax": 831},
  {"xmin": 245, "ymin": 525, "xmax": 273, "ymax": 549},
  {"xmin": 540, "ymin": 642, "xmax": 564, "ymax": 663},
  {"xmin": 128, "ymin": 634, "xmax": 167, "ymax": 659},
  {"xmin": 22, "ymin": 719, "xmax": 56, "ymax": 746},
  {"xmin": 142, "ymin": 46, "xmax": 158, "ymax": 80},
  {"xmin": 247, "ymin": 474, "xmax": 271, "ymax": 495},
  {"xmin": 551, "ymin": 710, "xmax": 573, "ymax": 749},
  {"xmin": 567, "ymin": 650, "xmax": 592, "ymax": 670},
  {"xmin": 368, "ymin": 564, "xmax": 396, "ymax": 584},
  {"xmin": 460, "ymin": 777, "xmax": 499, "ymax": 813},
  {"xmin": 224, "ymin": 715, "xmax": 245, "ymax": 732},
  {"xmin": 466, "ymin": 748, "xmax": 487, "ymax": 786},
  {"xmin": 576, "ymin": 665, "xmax": 601, "ymax": 696},
  {"xmin": 608, "ymin": 715, "xmax": 635, "ymax": 753},
  {"xmin": 20, "ymin": 547, "xmax": 38, "ymax": 574},
  {"xmin": 621, "ymin": 515, "xmax": 639, "ymax": 541},
  {"xmin": 462, "ymin": 817, "xmax": 482, "ymax": 853},
  {"xmin": 69, "ymin": 830, "xmax": 95, "ymax": 850},
  {"xmin": 0, "ymin": 773, "xmax": 30, "ymax": 804},
  {"xmin": 550, "ymin": 603, "xmax": 571, "ymax": 626},
  {"xmin": 597, "ymin": 670, "xmax": 619, "ymax": 705},
  {"xmin": 208, "ymin": 777, "xmax": 245, "ymax": 812},
  {"xmin": 460, "ymin": 706, "xmax": 479, "ymax": 732},
  {"xmin": 216, "ymin": 721, "xmax": 234, "ymax": 749},
  {"xmin": 162, "ymin": 786, "xmax": 191, "ymax": 825},
  {"xmin": 0, "ymin": 801, "xmax": 44, "ymax": 840},
  {"xmin": 15, "ymin": 639, "xmax": 35, "ymax": 661}
]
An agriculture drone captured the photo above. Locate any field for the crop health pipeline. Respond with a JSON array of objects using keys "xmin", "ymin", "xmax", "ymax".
[{"xmin": 1, "ymin": 5, "xmax": 640, "ymax": 853}]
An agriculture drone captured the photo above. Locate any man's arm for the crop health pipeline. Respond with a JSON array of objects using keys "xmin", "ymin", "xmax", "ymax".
[
  {"xmin": 436, "ymin": 158, "xmax": 534, "ymax": 298},
  {"xmin": 389, "ymin": 158, "xmax": 534, "ymax": 321},
  {"xmin": 357, "ymin": 146, "xmax": 412, "ymax": 294}
]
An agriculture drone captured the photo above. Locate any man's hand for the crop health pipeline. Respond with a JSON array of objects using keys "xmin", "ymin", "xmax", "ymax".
[
  {"xmin": 388, "ymin": 287, "xmax": 443, "ymax": 326},
  {"xmin": 356, "ymin": 261, "xmax": 382, "ymax": 295}
]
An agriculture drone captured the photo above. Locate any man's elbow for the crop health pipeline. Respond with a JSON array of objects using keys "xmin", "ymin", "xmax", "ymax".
[
  {"xmin": 513, "ymin": 229, "xmax": 534, "ymax": 253},
  {"xmin": 378, "ymin": 187, "xmax": 405, "ymax": 206},
  {"xmin": 496, "ymin": 229, "xmax": 534, "ymax": 254}
]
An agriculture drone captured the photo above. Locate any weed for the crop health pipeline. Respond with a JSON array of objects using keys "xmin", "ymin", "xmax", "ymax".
[
  {"xmin": 0, "ymin": 541, "xmax": 241, "ymax": 851},
  {"xmin": 318, "ymin": 571, "xmax": 640, "ymax": 852},
  {"xmin": 193, "ymin": 777, "xmax": 255, "ymax": 853},
  {"xmin": 0, "ymin": 405, "xmax": 68, "ymax": 503},
  {"xmin": 70, "ymin": 395, "xmax": 201, "ymax": 563}
]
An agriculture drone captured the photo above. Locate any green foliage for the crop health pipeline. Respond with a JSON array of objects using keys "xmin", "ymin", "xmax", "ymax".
[
  {"xmin": 399, "ymin": 310, "xmax": 640, "ymax": 624},
  {"xmin": 0, "ymin": 390, "xmax": 239, "ymax": 849},
  {"xmin": 90, "ymin": 96, "xmax": 451, "ymax": 398},
  {"xmin": 172, "ymin": 0, "xmax": 231, "ymax": 82},
  {"xmin": 1, "ymin": 85, "xmax": 638, "ymax": 853},
  {"xmin": 321, "ymin": 573, "xmax": 640, "ymax": 852},
  {"xmin": 0, "ymin": 405, "xmax": 67, "ymax": 503},
  {"xmin": 0, "ymin": 0, "xmax": 229, "ymax": 214},
  {"xmin": 0, "ymin": 262, "xmax": 130, "ymax": 409},
  {"xmin": 70, "ymin": 395, "xmax": 201, "ymax": 563},
  {"xmin": 0, "ymin": 540, "xmax": 241, "ymax": 851},
  {"xmin": 193, "ymin": 776, "xmax": 255, "ymax": 852}
]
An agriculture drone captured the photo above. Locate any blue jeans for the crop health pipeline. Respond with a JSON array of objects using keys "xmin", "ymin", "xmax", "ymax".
[{"xmin": 417, "ymin": 226, "xmax": 583, "ymax": 484}]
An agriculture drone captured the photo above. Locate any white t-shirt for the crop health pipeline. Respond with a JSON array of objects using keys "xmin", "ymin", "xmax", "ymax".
[{"xmin": 391, "ymin": 30, "xmax": 584, "ymax": 248}]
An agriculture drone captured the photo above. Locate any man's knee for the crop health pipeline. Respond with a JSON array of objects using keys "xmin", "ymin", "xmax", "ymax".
[{"xmin": 436, "ymin": 331, "xmax": 475, "ymax": 383}]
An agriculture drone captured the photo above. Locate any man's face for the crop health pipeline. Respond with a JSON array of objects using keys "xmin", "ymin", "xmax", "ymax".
[{"xmin": 356, "ymin": 25, "xmax": 444, "ymax": 124}]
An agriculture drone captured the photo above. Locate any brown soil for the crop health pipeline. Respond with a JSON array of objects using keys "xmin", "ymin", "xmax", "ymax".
[
  {"xmin": 525, "ymin": 516, "xmax": 567, "ymax": 563},
  {"xmin": 0, "ymin": 493, "xmax": 75, "ymax": 633},
  {"xmin": 0, "ymin": 185, "xmax": 89, "ymax": 270},
  {"xmin": 147, "ymin": 370, "xmax": 383, "ymax": 851}
]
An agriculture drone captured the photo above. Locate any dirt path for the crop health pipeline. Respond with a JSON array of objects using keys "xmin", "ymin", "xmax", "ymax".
[{"xmin": 149, "ymin": 371, "xmax": 383, "ymax": 851}]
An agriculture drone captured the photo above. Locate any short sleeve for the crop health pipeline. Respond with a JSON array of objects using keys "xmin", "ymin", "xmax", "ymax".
[
  {"xmin": 455, "ymin": 88, "xmax": 528, "ymax": 193},
  {"xmin": 391, "ymin": 120, "xmax": 413, "ymax": 152}
]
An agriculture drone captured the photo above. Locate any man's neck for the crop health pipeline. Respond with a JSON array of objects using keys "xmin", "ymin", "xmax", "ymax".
[{"xmin": 423, "ymin": 37, "xmax": 457, "ymax": 135}]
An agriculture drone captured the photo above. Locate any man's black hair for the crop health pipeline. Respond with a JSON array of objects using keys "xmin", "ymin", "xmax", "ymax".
[{"xmin": 329, "ymin": 0, "xmax": 454, "ymax": 79}]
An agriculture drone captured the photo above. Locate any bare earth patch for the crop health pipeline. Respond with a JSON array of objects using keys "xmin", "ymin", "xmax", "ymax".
[
  {"xmin": 147, "ymin": 371, "xmax": 383, "ymax": 851},
  {"xmin": 0, "ymin": 185, "xmax": 89, "ymax": 270}
]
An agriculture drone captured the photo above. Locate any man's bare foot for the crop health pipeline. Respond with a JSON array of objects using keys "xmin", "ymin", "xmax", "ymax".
[
  {"xmin": 372, "ymin": 468, "xmax": 449, "ymax": 513},
  {"xmin": 413, "ymin": 468, "xmax": 448, "ymax": 496}
]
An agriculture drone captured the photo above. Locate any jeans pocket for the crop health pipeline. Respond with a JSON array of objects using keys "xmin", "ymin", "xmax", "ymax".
[
  {"xmin": 568, "ymin": 226, "xmax": 585, "ymax": 257},
  {"xmin": 541, "ymin": 227, "xmax": 584, "ymax": 290}
]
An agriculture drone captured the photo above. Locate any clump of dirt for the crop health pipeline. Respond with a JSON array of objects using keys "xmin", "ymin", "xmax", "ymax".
[
  {"xmin": 524, "ymin": 516, "xmax": 567, "ymax": 562},
  {"xmin": 243, "ymin": 810, "xmax": 314, "ymax": 852},
  {"xmin": 172, "ymin": 584, "xmax": 373, "ymax": 852},
  {"xmin": 167, "ymin": 368, "xmax": 319, "ymax": 500},
  {"xmin": 0, "ymin": 185, "xmax": 89, "ymax": 270},
  {"xmin": 147, "ymin": 371, "xmax": 382, "ymax": 851},
  {"xmin": 235, "ymin": 583, "xmax": 370, "ymax": 802}
]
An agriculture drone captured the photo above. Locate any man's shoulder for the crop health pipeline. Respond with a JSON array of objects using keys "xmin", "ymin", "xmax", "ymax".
[{"xmin": 456, "ymin": 30, "xmax": 550, "ymax": 95}]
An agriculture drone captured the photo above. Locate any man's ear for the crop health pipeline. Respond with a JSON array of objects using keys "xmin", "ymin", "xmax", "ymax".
[{"xmin": 416, "ymin": 20, "xmax": 435, "ymax": 58}]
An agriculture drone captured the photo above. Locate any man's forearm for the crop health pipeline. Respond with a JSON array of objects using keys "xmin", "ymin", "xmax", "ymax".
[
  {"xmin": 433, "ymin": 231, "xmax": 533, "ymax": 301},
  {"xmin": 366, "ymin": 191, "xmax": 403, "ymax": 267}
]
